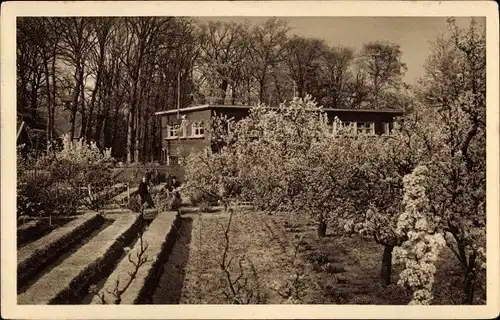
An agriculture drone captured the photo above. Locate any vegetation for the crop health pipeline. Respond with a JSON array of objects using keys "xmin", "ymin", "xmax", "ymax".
[
  {"xmin": 17, "ymin": 134, "xmax": 119, "ymax": 219},
  {"xmin": 183, "ymin": 18, "xmax": 486, "ymax": 305},
  {"xmin": 17, "ymin": 17, "xmax": 410, "ymax": 162},
  {"xmin": 16, "ymin": 16, "xmax": 486, "ymax": 306},
  {"xmin": 180, "ymin": 210, "xmax": 478, "ymax": 304}
]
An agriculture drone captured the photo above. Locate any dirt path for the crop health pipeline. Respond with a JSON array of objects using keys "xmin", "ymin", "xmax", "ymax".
[{"xmin": 151, "ymin": 215, "xmax": 194, "ymax": 304}]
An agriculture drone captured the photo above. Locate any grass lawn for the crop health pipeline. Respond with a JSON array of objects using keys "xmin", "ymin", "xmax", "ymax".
[{"xmin": 180, "ymin": 210, "xmax": 486, "ymax": 305}]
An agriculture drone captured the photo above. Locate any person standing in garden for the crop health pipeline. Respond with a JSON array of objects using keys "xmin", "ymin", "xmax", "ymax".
[
  {"xmin": 138, "ymin": 176, "xmax": 154, "ymax": 208},
  {"xmin": 167, "ymin": 176, "xmax": 182, "ymax": 210},
  {"xmin": 168, "ymin": 175, "xmax": 181, "ymax": 192}
]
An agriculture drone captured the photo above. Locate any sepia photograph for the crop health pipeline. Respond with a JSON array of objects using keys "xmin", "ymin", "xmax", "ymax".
[{"xmin": 1, "ymin": 1, "xmax": 499, "ymax": 319}]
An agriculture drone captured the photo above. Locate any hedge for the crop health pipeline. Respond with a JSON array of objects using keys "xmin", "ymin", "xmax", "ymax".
[{"xmin": 18, "ymin": 211, "xmax": 142, "ymax": 304}]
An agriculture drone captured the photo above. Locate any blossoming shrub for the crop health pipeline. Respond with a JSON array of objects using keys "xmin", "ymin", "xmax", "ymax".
[
  {"xmin": 183, "ymin": 20, "xmax": 486, "ymax": 304},
  {"xmin": 17, "ymin": 134, "xmax": 119, "ymax": 217},
  {"xmin": 48, "ymin": 134, "xmax": 117, "ymax": 212},
  {"xmin": 412, "ymin": 18, "xmax": 486, "ymax": 304},
  {"xmin": 394, "ymin": 166, "xmax": 446, "ymax": 304}
]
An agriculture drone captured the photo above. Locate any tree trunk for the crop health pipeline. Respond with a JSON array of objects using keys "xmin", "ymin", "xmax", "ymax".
[
  {"xmin": 218, "ymin": 79, "xmax": 228, "ymax": 104},
  {"xmin": 94, "ymin": 113, "xmax": 106, "ymax": 146},
  {"xmin": 50, "ymin": 47, "xmax": 57, "ymax": 142},
  {"xmin": 298, "ymin": 78, "xmax": 305, "ymax": 98},
  {"xmin": 109, "ymin": 101, "xmax": 120, "ymax": 150},
  {"xmin": 150, "ymin": 117, "xmax": 157, "ymax": 163},
  {"xmin": 259, "ymin": 74, "xmax": 266, "ymax": 103},
  {"xmin": 30, "ymin": 77, "xmax": 39, "ymax": 125},
  {"xmin": 126, "ymin": 110, "xmax": 133, "ymax": 163},
  {"xmin": 275, "ymin": 81, "xmax": 282, "ymax": 105},
  {"xmin": 142, "ymin": 116, "xmax": 149, "ymax": 163},
  {"xmin": 380, "ymin": 245, "xmax": 394, "ymax": 286},
  {"xmin": 464, "ymin": 252, "xmax": 477, "ymax": 304},
  {"xmin": 86, "ymin": 73, "xmax": 101, "ymax": 141},
  {"xmin": 317, "ymin": 220, "xmax": 327, "ymax": 238},
  {"xmin": 70, "ymin": 65, "xmax": 81, "ymax": 141},
  {"xmin": 134, "ymin": 106, "xmax": 141, "ymax": 163},
  {"xmin": 79, "ymin": 66, "xmax": 87, "ymax": 139},
  {"xmin": 231, "ymin": 83, "xmax": 237, "ymax": 105},
  {"xmin": 44, "ymin": 58, "xmax": 52, "ymax": 148},
  {"xmin": 247, "ymin": 79, "xmax": 251, "ymax": 105}
]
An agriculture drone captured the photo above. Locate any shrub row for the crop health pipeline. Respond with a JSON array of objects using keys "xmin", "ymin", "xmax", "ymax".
[
  {"xmin": 18, "ymin": 212, "xmax": 142, "ymax": 304},
  {"xmin": 17, "ymin": 212, "xmax": 103, "ymax": 290}
]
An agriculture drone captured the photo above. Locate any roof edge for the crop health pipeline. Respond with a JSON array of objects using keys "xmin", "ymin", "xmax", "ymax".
[{"xmin": 155, "ymin": 104, "xmax": 404, "ymax": 116}]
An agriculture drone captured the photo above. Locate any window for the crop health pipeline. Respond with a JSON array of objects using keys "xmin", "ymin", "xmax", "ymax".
[
  {"xmin": 328, "ymin": 121, "xmax": 338, "ymax": 136},
  {"xmin": 167, "ymin": 125, "xmax": 178, "ymax": 139},
  {"xmin": 166, "ymin": 124, "xmax": 186, "ymax": 139},
  {"xmin": 327, "ymin": 117, "xmax": 341, "ymax": 136},
  {"xmin": 356, "ymin": 122, "xmax": 375, "ymax": 135},
  {"xmin": 382, "ymin": 122, "xmax": 390, "ymax": 135},
  {"xmin": 191, "ymin": 121, "xmax": 205, "ymax": 138},
  {"xmin": 339, "ymin": 121, "xmax": 356, "ymax": 135},
  {"xmin": 168, "ymin": 156, "xmax": 179, "ymax": 165}
]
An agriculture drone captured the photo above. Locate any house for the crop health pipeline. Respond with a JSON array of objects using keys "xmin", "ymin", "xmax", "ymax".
[{"xmin": 154, "ymin": 104, "xmax": 404, "ymax": 167}]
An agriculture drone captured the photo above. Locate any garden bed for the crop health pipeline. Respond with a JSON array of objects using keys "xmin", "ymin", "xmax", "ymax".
[
  {"xmin": 151, "ymin": 216, "xmax": 194, "ymax": 304},
  {"xmin": 179, "ymin": 210, "xmax": 485, "ymax": 305},
  {"xmin": 18, "ymin": 218, "xmax": 115, "ymax": 294},
  {"xmin": 17, "ymin": 216, "xmax": 76, "ymax": 247},
  {"xmin": 180, "ymin": 210, "xmax": 296, "ymax": 304},
  {"xmin": 17, "ymin": 212, "xmax": 103, "ymax": 289},
  {"xmin": 90, "ymin": 211, "xmax": 179, "ymax": 304},
  {"xmin": 18, "ymin": 211, "xmax": 143, "ymax": 304}
]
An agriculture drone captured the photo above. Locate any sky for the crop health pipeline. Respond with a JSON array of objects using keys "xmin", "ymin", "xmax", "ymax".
[{"xmin": 196, "ymin": 16, "xmax": 485, "ymax": 86}]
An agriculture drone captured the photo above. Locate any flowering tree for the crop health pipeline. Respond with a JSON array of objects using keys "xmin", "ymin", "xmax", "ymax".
[
  {"xmin": 184, "ymin": 146, "xmax": 243, "ymax": 210},
  {"xmin": 184, "ymin": 17, "xmax": 486, "ymax": 303},
  {"xmin": 232, "ymin": 97, "xmax": 341, "ymax": 234},
  {"xmin": 394, "ymin": 166, "xmax": 446, "ymax": 304},
  {"xmin": 412, "ymin": 18, "xmax": 486, "ymax": 304},
  {"xmin": 347, "ymin": 18, "xmax": 486, "ymax": 300},
  {"xmin": 338, "ymin": 108, "xmax": 447, "ymax": 287}
]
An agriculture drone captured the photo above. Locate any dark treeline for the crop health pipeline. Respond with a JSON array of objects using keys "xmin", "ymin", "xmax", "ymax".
[{"xmin": 17, "ymin": 17, "xmax": 411, "ymax": 162}]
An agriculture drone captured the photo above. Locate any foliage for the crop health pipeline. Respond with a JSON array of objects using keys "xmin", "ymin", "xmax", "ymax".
[
  {"xmin": 184, "ymin": 18, "xmax": 486, "ymax": 302},
  {"xmin": 18, "ymin": 16, "xmax": 433, "ymax": 164},
  {"xmin": 17, "ymin": 134, "xmax": 118, "ymax": 216},
  {"xmin": 49, "ymin": 134, "xmax": 117, "ymax": 211},
  {"xmin": 411, "ymin": 17, "xmax": 486, "ymax": 304},
  {"xmin": 394, "ymin": 166, "xmax": 446, "ymax": 304},
  {"xmin": 153, "ymin": 189, "xmax": 182, "ymax": 212},
  {"xmin": 357, "ymin": 41, "xmax": 408, "ymax": 109},
  {"xmin": 127, "ymin": 195, "xmax": 142, "ymax": 213},
  {"xmin": 184, "ymin": 144, "xmax": 242, "ymax": 210}
]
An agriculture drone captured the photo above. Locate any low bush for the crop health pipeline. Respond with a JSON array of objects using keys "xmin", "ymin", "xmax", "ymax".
[
  {"xmin": 127, "ymin": 195, "xmax": 142, "ymax": 213},
  {"xmin": 153, "ymin": 190, "xmax": 181, "ymax": 212},
  {"xmin": 185, "ymin": 188, "xmax": 218, "ymax": 207},
  {"xmin": 17, "ymin": 135, "xmax": 119, "ymax": 217},
  {"xmin": 305, "ymin": 251, "xmax": 330, "ymax": 266}
]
